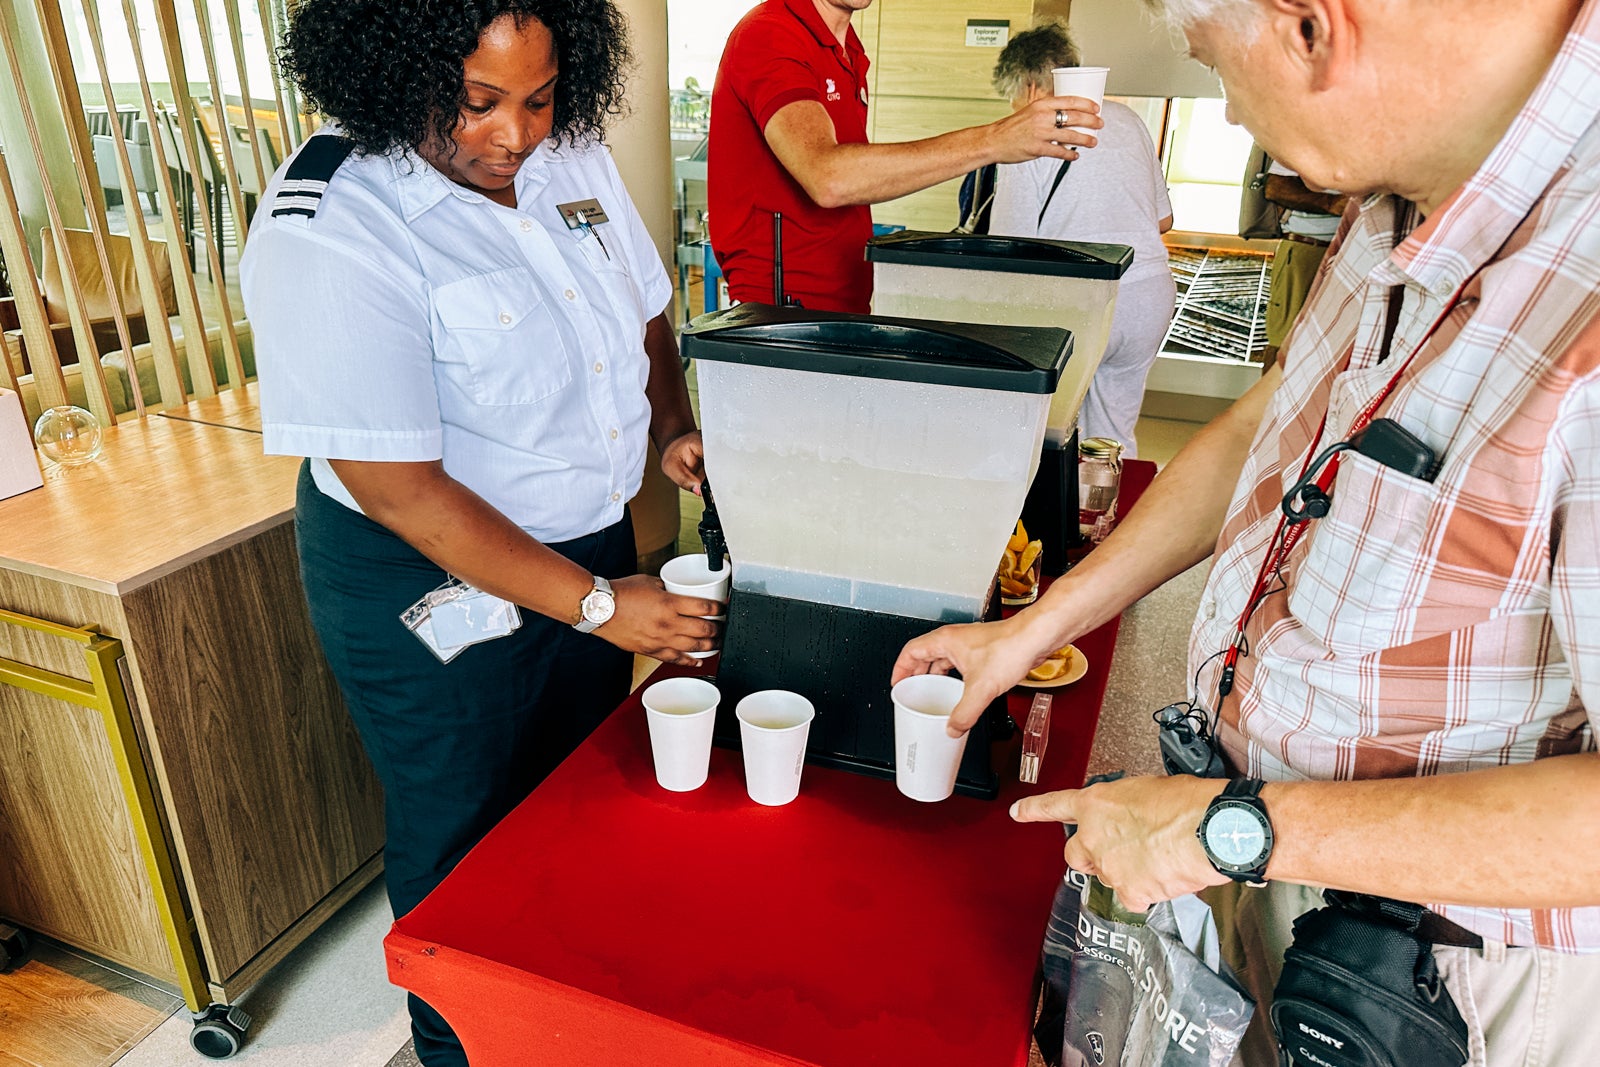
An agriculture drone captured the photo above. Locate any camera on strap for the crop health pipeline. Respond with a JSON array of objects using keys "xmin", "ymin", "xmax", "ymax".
[{"xmin": 1271, "ymin": 891, "xmax": 1470, "ymax": 1067}]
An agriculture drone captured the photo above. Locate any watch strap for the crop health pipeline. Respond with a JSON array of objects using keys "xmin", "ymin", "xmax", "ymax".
[{"xmin": 1223, "ymin": 777, "xmax": 1266, "ymax": 802}]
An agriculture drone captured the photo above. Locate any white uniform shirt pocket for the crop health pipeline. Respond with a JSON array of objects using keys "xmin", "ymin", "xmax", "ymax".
[
  {"xmin": 1286, "ymin": 450, "xmax": 1442, "ymax": 654},
  {"xmin": 433, "ymin": 267, "xmax": 573, "ymax": 406},
  {"xmin": 573, "ymin": 229, "xmax": 646, "ymax": 339}
]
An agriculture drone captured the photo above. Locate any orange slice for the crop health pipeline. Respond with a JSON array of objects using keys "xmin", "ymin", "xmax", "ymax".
[{"xmin": 1027, "ymin": 657, "xmax": 1067, "ymax": 682}]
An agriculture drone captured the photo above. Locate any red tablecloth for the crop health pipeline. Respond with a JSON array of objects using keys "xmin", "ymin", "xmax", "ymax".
[{"xmin": 386, "ymin": 462, "xmax": 1156, "ymax": 1067}]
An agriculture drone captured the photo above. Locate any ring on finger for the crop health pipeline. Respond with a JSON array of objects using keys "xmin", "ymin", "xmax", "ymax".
[{"xmin": 1054, "ymin": 108, "xmax": 1069, "ymax": 129}]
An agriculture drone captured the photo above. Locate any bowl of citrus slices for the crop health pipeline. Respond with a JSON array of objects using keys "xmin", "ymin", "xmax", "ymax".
[
  {"xmin": 1018, "ymin": 643, "xmax": 1087, "ymax": 689},
  {"xmin": 998, "ymin": 520, "xmax": 1044, "ymax": 606}
]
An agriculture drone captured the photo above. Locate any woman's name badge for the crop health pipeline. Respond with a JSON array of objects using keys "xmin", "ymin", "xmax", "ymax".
[
  {"xmin": 556, "ymin": 198, "xmax": 610, "ymax": 228},
  {"xmin": 400, "ymin": 578, "xmax": 522, "ymax": 663}
]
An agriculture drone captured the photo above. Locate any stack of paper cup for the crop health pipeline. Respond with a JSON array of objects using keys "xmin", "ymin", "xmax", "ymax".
[
  {"xmin": 660, "ymin": 553, "xmax": 731, "ymax": 659},
  {"xmin": 892, "ymin": 674, "xmax": 970, "ymax": 802},
  {"xmin": 1051, "ymin": 66, "xmax": 1109, "ymax": 135},
  {"xmin": 642, "ymin": 677, "xmax": 721, "ymax": 792},
  {"xmin": 735, "ymin": 690, "xmax": 815, "ymax": 806}
]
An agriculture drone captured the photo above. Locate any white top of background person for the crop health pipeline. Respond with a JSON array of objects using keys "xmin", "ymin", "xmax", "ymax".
[{"xmin": 988, "ymin": 22, "xmax": 1176, "ymax": 456}]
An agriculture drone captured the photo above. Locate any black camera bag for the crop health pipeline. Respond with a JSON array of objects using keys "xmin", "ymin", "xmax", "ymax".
[{"xmin": 1270, "ymin": 895, "xmax": 1468, "ymax": 1067}]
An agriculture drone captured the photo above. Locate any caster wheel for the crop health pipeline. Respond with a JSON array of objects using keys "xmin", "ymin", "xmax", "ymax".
[
  {"xmin": 189, "ymin": 1003, "xmax": 251, "ymax": 1059},
  {"xmin": 0, "ymin": 923, "xmax": 31, "ymax": 973}
]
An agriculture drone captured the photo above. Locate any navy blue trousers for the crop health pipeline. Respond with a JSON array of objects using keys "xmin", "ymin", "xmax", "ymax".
[{"xmin": 294, "ymin": 463, "xmax": 632, "ymax": 1066}]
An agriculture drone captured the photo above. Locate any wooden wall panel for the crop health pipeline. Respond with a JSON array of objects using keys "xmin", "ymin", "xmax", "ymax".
[
  {"xmin": 862, "ymin": 1, "xmax": 1072, "ymax": 232},
  {"xmin": 869, "ymin": 95, "xmax": 1010, "ymax": 232},
  {"xmin": 872, "ymin": 0, "xmax": 1035, "ymax": 100},
  {"xmin": 118, "ymin": 522, "xmax": 384, "ymax": 981}
]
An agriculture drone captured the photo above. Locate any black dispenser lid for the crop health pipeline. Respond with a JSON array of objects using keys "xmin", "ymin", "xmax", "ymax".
[
  {"xmin": 865, "ymin": 230, "xmax": 1133, "ymax": 279},
  {"xmin": 680, "ymin": 304, "xmax": 1071, "ymax": 394}
]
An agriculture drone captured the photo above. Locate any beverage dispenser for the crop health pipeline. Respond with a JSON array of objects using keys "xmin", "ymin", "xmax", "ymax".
[
  {"xmin": 867, "ymin": 231, "xmax": 1133, "ymax": 574},
  {"xmin": 682, "ymin": 304, "xmax": 1072, "ymax": 798}
]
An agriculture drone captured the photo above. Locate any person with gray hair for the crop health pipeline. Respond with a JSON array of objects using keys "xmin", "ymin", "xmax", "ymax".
[
  {"xmin": 899, "ymin": 1, "xmax": 1600, "ymax": 1063},
  {"xmin": 985, "ymin": 21, "xmax": 1174, "ymax": 458}
]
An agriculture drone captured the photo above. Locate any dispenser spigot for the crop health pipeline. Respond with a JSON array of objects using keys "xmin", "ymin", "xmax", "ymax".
[{"xmin": 697, "ymin": 480, "xmax": 728, "ymax": 572}]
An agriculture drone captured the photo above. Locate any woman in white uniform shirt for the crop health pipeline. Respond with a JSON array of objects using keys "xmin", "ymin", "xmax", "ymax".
[
  {"xmin": 242, "ymin": 4, "xmax": 714, "ymax": 1063},
  {"xmin": 989, "ymin": 24, "xmax": 1177, "ymax": 458}
]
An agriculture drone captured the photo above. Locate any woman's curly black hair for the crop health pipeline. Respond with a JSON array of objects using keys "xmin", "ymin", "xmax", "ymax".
[{"xmin": 279, "ymin": 0, "xmax": 632, "ymax": 156}]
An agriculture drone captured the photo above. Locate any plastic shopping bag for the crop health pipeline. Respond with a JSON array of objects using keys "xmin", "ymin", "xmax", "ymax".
[{"xmin": 1035, "ymin": 867, "xmax": 1254, "ymax": 1067}]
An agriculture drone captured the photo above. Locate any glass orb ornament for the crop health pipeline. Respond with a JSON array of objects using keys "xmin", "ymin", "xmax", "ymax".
[{"xmin": 33, "ymin": 405, "xmax": 104, "ymax": 467}]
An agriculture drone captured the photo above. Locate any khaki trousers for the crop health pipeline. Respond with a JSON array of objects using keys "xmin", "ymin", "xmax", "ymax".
[
  {"xmin": 1265, "ymin": 238, "xmax": 1330, "ymax": 348},
  {"xmin": 1202, "ymin": 881, "xmax": 1600, "ymax": 1067}
]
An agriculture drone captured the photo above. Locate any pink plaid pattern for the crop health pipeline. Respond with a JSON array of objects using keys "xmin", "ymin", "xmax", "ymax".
[{"xmin": 1188, "ymin": 2, "xmax": 1600, "ymax": 949}]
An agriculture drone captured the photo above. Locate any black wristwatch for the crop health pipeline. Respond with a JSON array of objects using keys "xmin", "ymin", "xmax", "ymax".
[{"xmin": 1196, "ymin": 778, "xmax": 1274, "ymax": 886}]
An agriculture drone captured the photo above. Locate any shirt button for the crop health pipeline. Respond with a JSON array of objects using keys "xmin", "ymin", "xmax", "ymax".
[
  {"xmin": 593, "ymin": 361, "xmax": 604, "ymax": 374},
  {"xmin": 1203, "ymin": 599, "xmax": 1216, "ymax": 620},
  {"xmin": 564, "ymin": 289, "xmax": 577, "ymax": 301},
  {"xmin": 498, "ymin": 311, "xmax": 512, "ymax": 324},
  {"xmin": 519, "ymin": 219, "xmax": 532, "ymax": 232},
  {"xmin": 610, "ymin": 492, "xmax": 621, "ymax": 502},
  {"xmin": 609, "ymin": 428, "xmax": 619, "ymax": 440}
]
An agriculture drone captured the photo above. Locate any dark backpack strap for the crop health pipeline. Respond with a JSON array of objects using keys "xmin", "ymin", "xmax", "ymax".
[
  {"xmin": 1036, "ymin": 158, "xmax": 1073, "ymax": 230},
  {"xmin": 1324, "ymin": 889, "xmax": 1428, "ymax": 934},
  {"xmin": 956, "ymin": 164, "xmax": 998, "ymax": 235},
  {"xmin": 270, "ymin": 135, "xmax": 358, "ymax": 219},
  {"xmin": 958, "ymin": 169, "xmax": 977, "ymax": 219}
]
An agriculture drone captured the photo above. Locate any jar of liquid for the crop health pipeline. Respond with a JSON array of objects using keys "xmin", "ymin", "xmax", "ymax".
[{"xmin": 1078, "ymin": 437, "xmax": 1124, "ymax": 544}]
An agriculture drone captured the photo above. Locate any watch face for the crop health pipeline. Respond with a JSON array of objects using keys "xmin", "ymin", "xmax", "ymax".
[
  {"xmin": 1203, "ymin": 803, "xmax": 1269, "ymax": 869},
  {"xmin": 583, "ymin": 589, "xmax": 616, "ymax": 625}
]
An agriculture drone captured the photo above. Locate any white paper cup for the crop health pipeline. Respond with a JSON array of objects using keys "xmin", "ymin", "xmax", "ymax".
[
  {"xmin": 735, "ymin": 690, "xmax": 815, "ymax": 807},
  {"xmin": 1051, "ymin": 66, "xmax": 1109, "ymax": 135},
  {"xmin": 892, "ymin": 674, "xmax": 970, "ymax": 803},
  {"xmin": 661, "ymin": 553, "xmax": 731, "ymax": 659},
  {"xmin": 642, "ymin": 677, "xmax": 720, "ymax": 792}
]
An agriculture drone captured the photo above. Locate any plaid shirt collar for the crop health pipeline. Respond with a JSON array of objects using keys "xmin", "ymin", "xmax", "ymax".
[{"xmin": 1376, "ymin": 0, "xmax": 1600, "ymax": 299}]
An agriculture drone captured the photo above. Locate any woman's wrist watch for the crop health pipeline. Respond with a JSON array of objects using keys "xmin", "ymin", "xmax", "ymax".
[{"xmin": 573, "ymin": 576, "xmax": 616, "ymax": 633}]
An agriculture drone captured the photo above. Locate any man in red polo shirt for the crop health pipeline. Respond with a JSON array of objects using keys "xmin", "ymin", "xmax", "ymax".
[{"xmin": 709, "ymin": 0, "xmax": 1100, "ymax": 313}]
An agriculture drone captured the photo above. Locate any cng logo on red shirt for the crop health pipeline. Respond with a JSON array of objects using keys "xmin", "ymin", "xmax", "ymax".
[{"xmin": 824, "ymin": 77, "xmax": 842, "ymax": 101}]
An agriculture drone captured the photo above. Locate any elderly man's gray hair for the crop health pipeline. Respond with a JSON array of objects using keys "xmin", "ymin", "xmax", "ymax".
[
  {"xmin": 992, "ymin": 22, "xmax": 1081, "ymax": 101},
  {"xmin": 1142, "ymin": 0, "xmax": 1264, "ymax": 32}
]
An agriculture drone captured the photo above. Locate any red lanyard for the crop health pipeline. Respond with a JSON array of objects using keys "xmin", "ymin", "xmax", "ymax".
[{"xmin": 1215, "ymin": 281, "xmax": 1469, "ymax": 700}]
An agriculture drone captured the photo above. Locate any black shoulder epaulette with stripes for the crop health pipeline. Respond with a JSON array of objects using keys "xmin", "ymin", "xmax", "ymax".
[{"xmin": 270, "ymin": 135, "xmax": 358, "ymax": 219}]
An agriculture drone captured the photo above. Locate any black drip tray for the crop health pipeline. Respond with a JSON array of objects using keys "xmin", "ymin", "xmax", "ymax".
[{"xmin": 712, "ymin": 590, "xmax": 999, "ymax": 800}]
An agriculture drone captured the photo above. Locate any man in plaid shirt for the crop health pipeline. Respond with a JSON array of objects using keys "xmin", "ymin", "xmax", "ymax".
[{"xmin": 895, "ymin": 0, "xmax": 1600, "ymax": 1061}]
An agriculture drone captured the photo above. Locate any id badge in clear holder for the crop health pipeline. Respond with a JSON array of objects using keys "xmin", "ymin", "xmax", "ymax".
[{"xmin": 400, "ymin": 578, "xmax": 522, "ymax": 663}]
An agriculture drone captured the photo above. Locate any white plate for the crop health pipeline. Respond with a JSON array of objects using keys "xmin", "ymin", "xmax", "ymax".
[{"xmin": 1016, "ymin": 645, "xmax": 1088, "ymax": 688}]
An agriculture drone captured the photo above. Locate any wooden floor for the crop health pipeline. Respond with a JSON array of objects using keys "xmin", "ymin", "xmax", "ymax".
[{"xmin": 0, "ymin": 941, "xmax": 178, "ymax": 1067}]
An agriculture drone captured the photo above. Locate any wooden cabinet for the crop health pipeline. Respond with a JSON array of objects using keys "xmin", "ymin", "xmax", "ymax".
[{"xmin": 0, "ymin": 405, "xmax": 383, "ymax": 1015}]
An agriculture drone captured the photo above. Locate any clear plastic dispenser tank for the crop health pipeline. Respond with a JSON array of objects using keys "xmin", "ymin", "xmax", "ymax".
[
  {"xmin": 866, "ymin": 233, "xmax": 1133, "ymax": 445},
  {"xmin": 683, "ymin": 305, "xmax": 1072, "ymax": 623}
]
